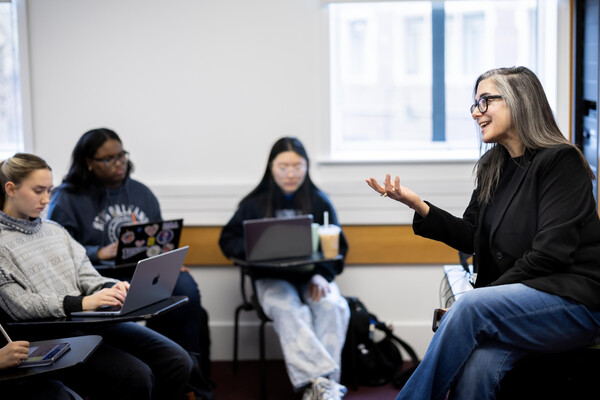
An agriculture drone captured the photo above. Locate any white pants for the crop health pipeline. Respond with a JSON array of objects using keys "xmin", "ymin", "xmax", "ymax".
[{"xmin": 255, "ymin": 278, "xmax": 350, "ymax": 390}]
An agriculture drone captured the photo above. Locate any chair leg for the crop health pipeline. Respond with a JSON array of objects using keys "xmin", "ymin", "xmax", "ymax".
[
  {"xmin": 233, "ymin": 304, "xmax": 245, "ymax": 374},
  {"xmin": 259, "ymin": 319, "xmax": 267, "ymax": 400}
]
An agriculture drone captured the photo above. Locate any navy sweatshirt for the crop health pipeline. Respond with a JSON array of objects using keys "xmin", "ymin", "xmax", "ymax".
[{"xmin": 47, "ymin": 177, "xmax": 161, "ymax": 264}]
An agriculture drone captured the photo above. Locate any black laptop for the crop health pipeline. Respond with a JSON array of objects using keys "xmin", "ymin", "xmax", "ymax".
[
  {"xmin": 242, "ymin": 215, "xmax": 321, "ymax": 267},
  {"xmin": 113, "ymin": 218, "xmax": 183, "ymax": 267}
]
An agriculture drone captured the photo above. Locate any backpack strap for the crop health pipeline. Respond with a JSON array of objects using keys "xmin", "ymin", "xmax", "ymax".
[{"xmin": 376, "ymin": 321, "xmax": 421, "ymax": 388}]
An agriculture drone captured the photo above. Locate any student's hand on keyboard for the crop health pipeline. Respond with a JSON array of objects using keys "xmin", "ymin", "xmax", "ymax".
[
  {"xmin": 82, "ymin": 286, "xmax": 127, "ymax": 311},
  {"xmin": 112, "ymin": 280, "xmax": 130, "ymax": 295}
]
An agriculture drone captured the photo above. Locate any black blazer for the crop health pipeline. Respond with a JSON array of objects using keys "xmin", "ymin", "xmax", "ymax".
[{"xmin": 414, "ymin": 145, "xmax": 600, "ymax": 310}]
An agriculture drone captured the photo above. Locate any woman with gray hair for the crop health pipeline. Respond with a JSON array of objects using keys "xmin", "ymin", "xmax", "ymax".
[{"xmin": 367, "ymin": 66, "xmax": 600, "ymax": 400}]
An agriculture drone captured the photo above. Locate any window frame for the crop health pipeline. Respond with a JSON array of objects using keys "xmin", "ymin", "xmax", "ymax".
[
  {"xmin": 319, "ymin": 0, "xmax": 570, "ymax": 164},
  {"xmin": 0, "ymin": 0, "xmax": 32, "ymax": 158}
]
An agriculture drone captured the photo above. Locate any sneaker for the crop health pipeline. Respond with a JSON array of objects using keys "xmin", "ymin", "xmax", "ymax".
[
  {"xmin": 309, "ymin": 377, "xmax": 347, "ymax": 400},
  {"xmin": 302, "ymin": 379, "xmax": 317, "ymax": 400}
]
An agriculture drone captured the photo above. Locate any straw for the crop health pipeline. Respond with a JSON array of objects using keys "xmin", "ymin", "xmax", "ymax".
[{"xmin": 324, "ymin": 211, "xmax": 329, "ymax": 228}]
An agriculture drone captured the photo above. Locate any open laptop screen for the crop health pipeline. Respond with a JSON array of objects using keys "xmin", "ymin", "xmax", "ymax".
[
  {"xmin": 115, "ymin": 219, "xmax": 183, "ymax": 266},
  {"xmin": 243, "ymin": 215, "xmax": 313, "ymax": 262}
]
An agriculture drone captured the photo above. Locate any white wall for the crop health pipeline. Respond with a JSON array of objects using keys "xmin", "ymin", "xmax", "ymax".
[
  {"xmin": 27, "ymin": 0, "xmax": 325, "ymax": 186},
  {"xmin": 21, "ymin": 0, "xmax": 552, "ymax": 359},
  {"xmin": 24, "ymin": 0, "xmax": 476, "ymax": 226}
]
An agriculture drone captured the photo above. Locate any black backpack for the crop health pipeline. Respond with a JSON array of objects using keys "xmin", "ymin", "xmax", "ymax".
[{"xmin": 341, "ymin": 296, "xmax": 420, "ymax": 390}]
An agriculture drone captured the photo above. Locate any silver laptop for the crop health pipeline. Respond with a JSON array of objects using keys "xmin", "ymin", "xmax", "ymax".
[
  {"xmin": 71, "ymin": 246, "xmax": 189, "ymax": 317},
  {"xmin": 243, "ymin": 215, "xmax": 313, "ymax": 263}
]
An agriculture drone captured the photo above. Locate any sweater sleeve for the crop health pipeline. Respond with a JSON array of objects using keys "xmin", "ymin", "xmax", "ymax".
[
  {"xmin": 0, "ymin": 225, "xmax": 117, "ymax": 320},
  {"xmin": 0, "ymin": 253, "xmax": 70, "ymax": 320},
  {"xmin": 69, "ymin": 233, "xmax": 118, "ymax": 295}
]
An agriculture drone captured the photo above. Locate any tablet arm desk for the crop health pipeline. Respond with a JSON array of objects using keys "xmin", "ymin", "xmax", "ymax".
[
  {"xmin": 0, "ymin": 335, "xmax": 103, "ymax": 381},
  {"xmin": 3, "ymin": 296, "xmax": 188, "ymax": 331}
]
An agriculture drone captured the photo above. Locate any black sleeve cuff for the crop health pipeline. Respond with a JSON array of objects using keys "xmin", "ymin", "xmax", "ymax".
[
  {"xmin": 412, "ymin": 201, "xmax": 433, "ymax": 234},
  {"xmin": 63, "ymin": 295, "xmax": 84, "ymax": 314},
  {"xmin": 315, "ymin": 261, "xmax": 341, "ymax": 282}
]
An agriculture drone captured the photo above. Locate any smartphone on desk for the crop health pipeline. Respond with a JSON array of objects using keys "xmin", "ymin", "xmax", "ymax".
[
  {"xmin": 432, "ymin": 308, "xmax": 447, "ymax": 333},
  {"xmin": 19, "ymin": 342, "xmax": 70, "ymax": 368}
]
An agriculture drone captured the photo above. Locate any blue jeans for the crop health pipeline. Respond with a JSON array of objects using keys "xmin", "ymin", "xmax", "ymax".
[
  {"xmin": 396, "ymin": 283, "xmax": 600, "ymax": 400},
  {"xmin": 256, "ymin": 278, "xmax": 350, "ymax": 390}
]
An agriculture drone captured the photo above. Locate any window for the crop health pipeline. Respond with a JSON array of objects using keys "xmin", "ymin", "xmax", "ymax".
[
  {"xmin": 328, "ymin": 0, "xmax": 559, "ymax": 161},
  {"xmin": 0, "ymin": 0, "xmax": 24, "ymax": 159}
]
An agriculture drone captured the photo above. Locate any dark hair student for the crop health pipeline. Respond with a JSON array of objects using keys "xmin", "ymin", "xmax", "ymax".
[
  {"xmin": 47, "ymin": 128, "xmax": 214, "ymax": 399},
  {"xmin": 49, "ymin": 127, "xmax": 150, "ymax": 262},
  {"xmin": 61, "ymin": 127, "xmax": 134, "ymax": 194},
  {"xmin": 219, "ymin": 136, "xmax": 350, "ymax": 399},
  {"xmin": 366, "ymin": 66, "xmax": 600, "ymax": 400},
  {"xmin": 241, "ymin": 137, "xmax": 317, "ymax": 217}
]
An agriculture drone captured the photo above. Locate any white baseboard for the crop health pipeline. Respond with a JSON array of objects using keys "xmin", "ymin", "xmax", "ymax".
[{"xmin": 208, "ymin": 321, "xmax": 432, "ymax": 362}]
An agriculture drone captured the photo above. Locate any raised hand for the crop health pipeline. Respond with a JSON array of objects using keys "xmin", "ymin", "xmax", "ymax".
[{"xmin": 365, "ymin": 174, "xmax": 430, "ymax": 217}]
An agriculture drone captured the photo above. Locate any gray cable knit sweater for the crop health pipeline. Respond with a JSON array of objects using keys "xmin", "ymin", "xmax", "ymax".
[{"xmin": 0, "ymin": 211, "xmax": 117, "ymax": 320}]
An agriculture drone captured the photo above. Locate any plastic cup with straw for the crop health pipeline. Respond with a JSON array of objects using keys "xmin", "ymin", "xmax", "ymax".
[{"xmin": 318, "ymin": 211, "xmax": 341, "ymax": 259}]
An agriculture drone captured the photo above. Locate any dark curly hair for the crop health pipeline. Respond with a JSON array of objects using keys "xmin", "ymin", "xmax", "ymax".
[{"xmin": 58, "ymin": 127, "xmax": 134, "ymax": 202}]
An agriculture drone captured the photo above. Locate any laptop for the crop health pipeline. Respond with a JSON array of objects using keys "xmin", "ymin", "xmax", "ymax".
[
  {"xmin": 71, "ymin": 246, "xmax": 189, "ymax": 317},
  {"xmin": 114, "ymin": 218, "xmax": 184, "ymax": 267},
  {"xmin": 243, "ymin": 215, "xmax": 319, "ymax": 267}
]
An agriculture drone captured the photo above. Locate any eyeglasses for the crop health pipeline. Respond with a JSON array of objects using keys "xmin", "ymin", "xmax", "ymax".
[
  {"xmin": 92, "ymin": 151, "xmax": 129, "ymax": 167},
  {"xmin": 273, "ymin": 162, "xmax": 307, "ymax": 176},
  {"xmin": 470, "ymin": 95, "xmax": 503, "ymax": 114}
]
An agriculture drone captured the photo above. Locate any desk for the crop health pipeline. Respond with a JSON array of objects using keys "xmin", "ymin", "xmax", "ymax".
[
  {"xmin": 0, "ymin": 335, "xmax": 102, "ymax": 381},
  {"xmin": 232, "ymin": 253, "xmax": 342, "ymax": 270},
  {"xmin": 5, "ymin": 296, "xmax": 188, "ymax": 330}
]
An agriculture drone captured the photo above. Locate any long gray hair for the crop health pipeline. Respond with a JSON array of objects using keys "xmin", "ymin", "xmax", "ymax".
[{"xmin": 474, "ymin": 66, "xmax": 593, "ymax": 204}]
